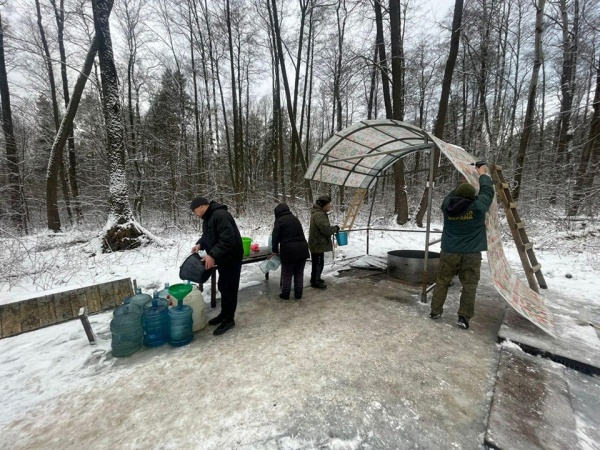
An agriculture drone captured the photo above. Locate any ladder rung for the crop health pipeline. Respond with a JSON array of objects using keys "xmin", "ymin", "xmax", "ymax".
[
  {"xmin": 522, "ymin": 243, "xmax": 533, "ymax": 251},
  {"xmin": 529, "ymin": 264, "xmax": 541, "ymax": 273},
  {"xmin": 494, "ymin": 165, "xmax": 503, "ymax": 171},
  {"xmin": 515, "ymin": 221, "xmax": 525, "ymax": 229},
  {"xmin": 509, "ymin": 202, "xmax": 517, "ymax": 209},
  {"xmin": 501, "ymin": 183, "xmax": 510, "ymax": 189}
]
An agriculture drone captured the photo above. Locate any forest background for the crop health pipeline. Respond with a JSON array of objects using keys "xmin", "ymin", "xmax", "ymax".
[{"xmin": 0, "ymin": 0, "xmax": 599, "ymax": 252}]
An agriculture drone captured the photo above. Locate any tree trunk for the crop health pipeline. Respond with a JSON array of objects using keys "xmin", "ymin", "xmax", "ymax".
[
  {"xmin": 226, "ymin": 0, "xmax": 241, "ymax": 196},
  {"xmin": 549, "ymin": 0, "xmax": 579, "ymax": 205},
  {"xmin": 91, "ymin": 0, "xmax": 142, "ymax": 251},
  {"xmin": 51, "ymin": 0, "xmax": 82, "ymax": 223},
  {"xmin": 0, "ymin": 13, "xmax": 28, "ymax": 233},
  {"xmin": 270, "ymin": 0, "xmax": 308, "ymax": 176},
  {"xmin": 415, "ymin": 0, "xmax": 464, "ymax": 227},
  {"xmin": 374, "ymin": 0, "xmax": 392, "ymax": 118},
  {"xmin": 569, "ymin": 57, "xmax": 600, "ymax": 216},
  {"xmin": 37, "ymin": 0, "xmax": 72, "ymax": 231},
  {"xmin": 389, "ymin": 0, "xmax": 408, "ymax": 225},
  {"xmin": 513, "ymin": 0, "xmax": 545, "ymax": 201}
]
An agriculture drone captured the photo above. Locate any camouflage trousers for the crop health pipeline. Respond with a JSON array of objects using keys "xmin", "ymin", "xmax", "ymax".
[{"xmin": 430, "ymin": 250, "xmax": 482, "ymax": 320}]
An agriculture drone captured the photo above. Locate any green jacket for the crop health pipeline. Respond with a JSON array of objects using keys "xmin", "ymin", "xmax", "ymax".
[
  {"xmin": 440, "ymin": 175, "xmax": 495, "ymax": 253},
  {"xmin": 308, "ymin": 205, "xmax": 338, "ymax": 253}
]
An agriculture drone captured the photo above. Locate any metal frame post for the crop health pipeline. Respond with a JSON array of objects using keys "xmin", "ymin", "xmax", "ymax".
[{"xmin": 421, "ymin": 143, "xmax": 436, "ymax": 303}]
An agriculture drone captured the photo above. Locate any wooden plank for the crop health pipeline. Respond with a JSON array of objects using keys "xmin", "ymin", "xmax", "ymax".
[
  {"xmin": 79, "ymin": 307, "xmax": 96, "ymax": 345},
  {"xmin": 37, "ymin": 294, "xmax": 57, "ymax": 327},
  {"xmin": 0, "ymin": 302, "xmax": 21, "ymax": 338},
  {"xmin": 20, "ymin": 300, "xmax": 40, "ymax": 333},
  {"xmin": 530, "ymin": 264, "xmax": 542, "ymax": 273},
  {"xmin": 54, "ymin": 292, "xmax": 73, "ymax": 322},
  {"xmin": 69, "ymin": 287, "xmax": 88, "ymax": 317}
]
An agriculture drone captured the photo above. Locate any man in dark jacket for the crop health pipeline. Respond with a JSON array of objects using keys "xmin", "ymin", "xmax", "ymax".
[
  {"xmin": 272, "ymin": 203, "xmax": 310, "ymax": 300},
  {"xmin": 191, "ymin": 196, "xmax": 243, "ymax": 335},
  {"xmin": 429, "ymin": 165, "xmax": 494, "ymax": 329},
  {"xmin": 308, "ymin": 195, "xmax": 340, "ymax": 289}
]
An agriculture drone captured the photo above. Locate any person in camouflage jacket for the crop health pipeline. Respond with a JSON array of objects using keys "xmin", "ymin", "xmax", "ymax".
[
  {"xmin": 429, "ymin": 164, "xmax": 495, "ymax": 329},
  {"xmin": 308, "ymin": 195, "xmax": 340, "ymax": 289}
]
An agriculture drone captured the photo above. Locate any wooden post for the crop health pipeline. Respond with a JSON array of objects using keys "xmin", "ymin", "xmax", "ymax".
[{"xmin": 78, "ymin": 307, "xmax": 96, "ymax": 345}]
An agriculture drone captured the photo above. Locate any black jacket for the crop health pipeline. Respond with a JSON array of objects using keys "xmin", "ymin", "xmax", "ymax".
[
  {"xmin": 196, "ymin": 201, "xmax": 243, "ymax": 267},
  {"xmin": 272, "ymin": 203, "xmax": 310, "ymax": 264}
]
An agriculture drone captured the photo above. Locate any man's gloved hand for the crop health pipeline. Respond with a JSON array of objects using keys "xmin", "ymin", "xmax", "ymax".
[{"xmin": 335, "ymin": 226, "xmax": 341, "ymax": 232}]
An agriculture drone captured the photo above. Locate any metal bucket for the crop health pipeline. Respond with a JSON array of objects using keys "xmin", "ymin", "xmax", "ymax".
[{"xmin": 387, "ymin": 250, "xmax": 440, "ymax": 284}]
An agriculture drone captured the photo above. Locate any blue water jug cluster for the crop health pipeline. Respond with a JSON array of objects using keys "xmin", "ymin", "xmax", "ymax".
[
  {"xmin": 168, "ymin": 299, "xmax": 194, "ymax": 347},
  {"xmin": 129, "ymin": 287, "xmax": 152, "ymax": 309},
  {"xmin": 110, "ymin": 306, "xmax": 143, "ymax": 357},
  {"xmin": 142, "ymin": 292, "xmax": 169, "ymax": 347}
]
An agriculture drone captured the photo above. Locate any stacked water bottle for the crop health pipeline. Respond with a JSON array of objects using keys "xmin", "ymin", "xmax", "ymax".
[{"xmin": 110, "ymin": 281, "xmax": 207, "ymax": 357}]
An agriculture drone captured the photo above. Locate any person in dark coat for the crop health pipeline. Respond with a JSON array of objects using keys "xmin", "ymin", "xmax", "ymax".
[
  {"xmin": 271, "ymin": 203, "xmax": 310, "ymax": 300},
  {"xmin": 429, "ymin": 165, "xmax": 494, "ymax": 329},
  {"xmin": 190, "ymin": 196, "xmax": 243, "ymax": 336},
  {"xmin": 308, "ymin": 195, "xmax": 340, "ymax": 289}
]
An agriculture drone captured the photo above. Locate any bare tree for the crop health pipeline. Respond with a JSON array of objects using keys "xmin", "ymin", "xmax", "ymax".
[
  {"xmin": 415, "ymin": 0, "xmax": 464, "ymax": 227},
  {"xmin": 91, "ymin": 0, "xmax": 144, "ymax": 251},
  {"xmin": 513, "ymin": 0, "xmax": 546, "ymax": 201},
  {"xmin": 0, "ymin": 11, "xmax": 28, "ymax": 232}
]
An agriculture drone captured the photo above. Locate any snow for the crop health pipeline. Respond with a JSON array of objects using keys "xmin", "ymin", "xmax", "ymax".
[{"xmin": 1, "ymin": 216, "xmax": 599, "ymax": 448}]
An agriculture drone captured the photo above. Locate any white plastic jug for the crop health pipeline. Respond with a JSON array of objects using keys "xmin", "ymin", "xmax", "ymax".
[{"xmin": 186, "ymin": 284, "xmax": 207, "ymax": 331}]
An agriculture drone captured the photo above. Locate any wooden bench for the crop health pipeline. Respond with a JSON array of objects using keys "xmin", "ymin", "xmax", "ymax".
[
  {"xmin": 0, "ymin": 278, "xmax": 133, "ymax": 339},
  {"xmin": 209, "ymin": 248, "xmax": 274, "ymax": 308}
]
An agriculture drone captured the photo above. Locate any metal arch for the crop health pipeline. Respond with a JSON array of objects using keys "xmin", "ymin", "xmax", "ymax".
[{"xmin": 305, "ymin": 120, "xmax": 437, "ymax": 189}]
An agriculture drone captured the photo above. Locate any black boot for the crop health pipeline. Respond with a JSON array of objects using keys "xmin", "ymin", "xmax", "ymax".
[
  {"xmin": 208, "ymin": 314, "xmax": 224, "ymax": 326},
  {"xmin": 214, "ymin": 319, "xmax": 235, "ymax": 335}
]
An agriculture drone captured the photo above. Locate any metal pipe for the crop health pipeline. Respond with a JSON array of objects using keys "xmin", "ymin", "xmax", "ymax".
[
  {"xmin": 366, "ymin": 177, "xmax": 380, "ymax": 255},
  {"xmin": 421, "ymin": 143, "xmax": 436, "ymax": 303}
]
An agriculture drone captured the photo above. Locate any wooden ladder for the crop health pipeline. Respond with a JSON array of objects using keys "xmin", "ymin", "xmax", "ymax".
[
  {"xmin": 489, "ymin": 164, "xmax": 547, "ymax": 293},
  {"xmin": 341, "ymin": 189, "xmax": 367, "ymax": 231}
]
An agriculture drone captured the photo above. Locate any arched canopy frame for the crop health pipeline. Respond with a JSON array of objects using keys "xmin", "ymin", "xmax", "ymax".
[
  {"xmin": 304, "ymin": 119, "xmax": 438, "ymax": 190},
  {"xmin": 304, "ymin": 119, "xmax": 442, "ymax": 302}
]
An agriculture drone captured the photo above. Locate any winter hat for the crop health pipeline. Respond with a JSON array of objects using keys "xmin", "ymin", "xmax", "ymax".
[
  {"xmin": 190, "ymin": 196, "xmax": 210, "ymax": 210},
  {"xmin": 316, "ymin": 195, "xmax": 331, "ymax": 208},
  {"xmin": 455, "ymin": 183, "xmax": 476, "ymax": 200}
]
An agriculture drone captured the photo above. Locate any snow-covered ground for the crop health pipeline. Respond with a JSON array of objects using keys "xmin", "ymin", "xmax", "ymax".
[{"xmin": 1, "ymin": 214, "xmax": 599, "ymax": 448}]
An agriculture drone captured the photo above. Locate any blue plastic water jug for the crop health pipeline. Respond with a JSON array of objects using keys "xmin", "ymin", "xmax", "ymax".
[
  {"xmin": 129, "ymin": 288, "xmax": 152, "ymax": 309},
  {"xmin": 114, "ymin": 296, "xmax": 143, "ymax": 317},
  {"xmin": 168, "ymin": 300, "xmax": 193, "ymax": 347},
  {"xmin": 157, "ymin": 283, "xmax": 171, "ymax": 302},
  {"xmin": 142, "ymin": 293, "xmax": 169, "ymax": 347},
  {"xmin": 110, "ymin": 310, "xmax": 143, "ymax": 357}
]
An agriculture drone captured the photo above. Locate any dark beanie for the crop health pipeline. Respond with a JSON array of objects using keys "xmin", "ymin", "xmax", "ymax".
[
  {"xmin": 455, "ymin": 183, "xmax": 476, "ymax": 199},
  {"xmin": 190, "ymin": 196, "xmax": 209, "ymax": 210},
  {"xmin": 316, "ymin": 195, "xmax": 331, "ymax": 208}
]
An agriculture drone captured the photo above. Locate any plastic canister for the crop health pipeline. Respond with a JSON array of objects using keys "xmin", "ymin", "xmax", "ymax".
[
  {"xmin": 186, "ymin": 282, "xmax": 207, "ymax": 331},
  {"xmin": 157, "ymin": 283, "xmax": 171, "ymax": 301},
  {"xmin": 110, "ymin": 312, "xmax": 143, "ymax": 357},
  {"xmin": 114, "ymin": 297, "xmax": 143, "ymax": 317},
  {"xmin": 241, "ymin": 237, "xmax": 252, "ymax": 257},
  {"xmin": 168, "ymin": 300, "xmax": 194, "ymax": 346},
  {"xmin": 129, "ymin": 288, "xmax": 152, "ymax": 309},
  {"xmin": 142, "ymin": 294, "xmax": 169, "ymax": 347}
]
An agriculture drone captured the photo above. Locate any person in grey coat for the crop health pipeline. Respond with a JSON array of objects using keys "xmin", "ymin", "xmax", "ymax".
[
  {"xmin": 308, "ymin": 195, "xmax": 340, "ymax": 289},
  {"xmin": 272, "ymin": 203, "xmax": 310, "ymax": 300}
]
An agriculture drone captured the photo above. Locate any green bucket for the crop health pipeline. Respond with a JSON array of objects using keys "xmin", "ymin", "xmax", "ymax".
[{"xmin": 241, "ymin": 237, "xmax": 252, "ymax": 257}]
